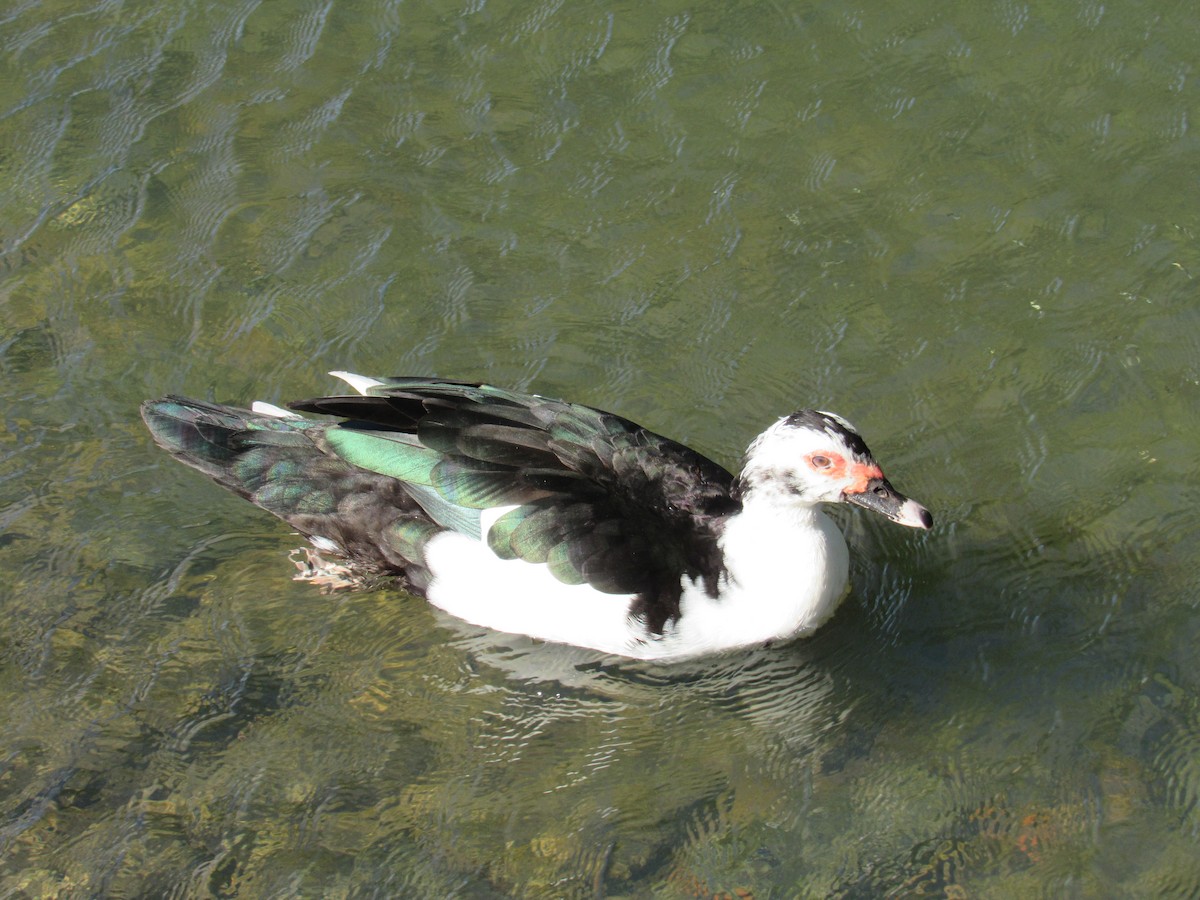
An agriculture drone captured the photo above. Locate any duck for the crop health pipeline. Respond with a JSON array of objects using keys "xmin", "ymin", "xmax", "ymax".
[{"xmin": 141, "ymin": 372, "xmax": 931, "ymax": 661}]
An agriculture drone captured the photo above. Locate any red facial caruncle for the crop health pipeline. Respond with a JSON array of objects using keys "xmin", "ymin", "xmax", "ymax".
[{"xmin": 804, "ymin": 451, "xmax": 883, "ymax": 493}]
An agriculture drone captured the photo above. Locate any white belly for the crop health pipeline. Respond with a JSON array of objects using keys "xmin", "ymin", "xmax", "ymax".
[
  {"xmin": 422, "ymin": 530, "xmax": 649, "ymax": 656},
  {"xmin": 420, "ymin": 502, "xmax": 850, "ymax": 661}
]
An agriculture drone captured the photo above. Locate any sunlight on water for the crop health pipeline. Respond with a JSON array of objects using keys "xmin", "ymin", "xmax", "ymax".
[{"xmin": 2, "ymin": 0, "xmax": 1200, "ymax": 895}]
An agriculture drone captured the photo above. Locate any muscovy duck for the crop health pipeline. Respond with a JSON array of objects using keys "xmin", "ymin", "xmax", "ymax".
[{"xmin": 141, "ymin": 372, "xmax": 931, "ymax": 660}]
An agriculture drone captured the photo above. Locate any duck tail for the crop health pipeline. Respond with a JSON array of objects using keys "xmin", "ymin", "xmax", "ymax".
[
  {"xmin": 140, "ymin": 396, "xmax": 320, "ymax": 503},
  {"xmin": 140, "ymin": 397, "xmax": 436, "ymax": 582}
]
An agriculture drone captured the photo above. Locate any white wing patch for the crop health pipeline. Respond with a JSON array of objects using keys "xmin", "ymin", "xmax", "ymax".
[
  {"xmin": 251, "ymin": 401, "xmax": 301, "ymax": 419},
  {"xmin": 330, "ymin": 370, "xmax": 386, "ymax": 395}
]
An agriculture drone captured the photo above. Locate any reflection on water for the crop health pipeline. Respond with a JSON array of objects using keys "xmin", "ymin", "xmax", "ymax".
[{"xmin": 3, "ymin": 0, "xmax": 1200, "ymax": 894}]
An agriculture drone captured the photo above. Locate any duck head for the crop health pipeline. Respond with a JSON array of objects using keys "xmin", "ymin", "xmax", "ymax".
[{"xmin": 735, "ymin": 409, "xmax": 932, "ymax": 529}]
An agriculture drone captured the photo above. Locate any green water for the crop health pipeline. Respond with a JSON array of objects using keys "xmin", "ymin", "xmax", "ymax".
[{"xmin": 3, "ymin": 0, "xmax": 1199, "ymax": 895}]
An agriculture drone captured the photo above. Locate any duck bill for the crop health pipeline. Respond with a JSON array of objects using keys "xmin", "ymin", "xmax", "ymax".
[{"xmin": 844, "ymin": 478, "xmax": 933, "ymax": 530}]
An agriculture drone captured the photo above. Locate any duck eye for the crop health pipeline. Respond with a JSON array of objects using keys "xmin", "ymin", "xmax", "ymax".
[{"xmin": 811, "ymin": 455, "xmax": 831, "ymax": 469}]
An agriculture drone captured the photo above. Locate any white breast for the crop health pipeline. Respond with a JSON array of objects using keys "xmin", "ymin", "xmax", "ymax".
[{"xmin": 652, "ymin": 502, "xmax": 850, "ymax": 659}]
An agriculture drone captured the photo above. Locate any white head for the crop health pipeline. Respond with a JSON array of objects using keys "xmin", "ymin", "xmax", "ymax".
[{"xmin": 736, "ymin": 410, "xmax": 932, "ymax": 529}]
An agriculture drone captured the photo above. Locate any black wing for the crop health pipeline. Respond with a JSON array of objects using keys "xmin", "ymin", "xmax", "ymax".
[{"xmin": 291, "ymin": 378, "xmax": 740, "ymax": 631}]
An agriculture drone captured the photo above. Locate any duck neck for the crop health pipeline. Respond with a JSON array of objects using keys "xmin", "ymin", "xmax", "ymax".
[{"xmin": 717, "ymin": 492, "xmax": 850, "ymax": 630}]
